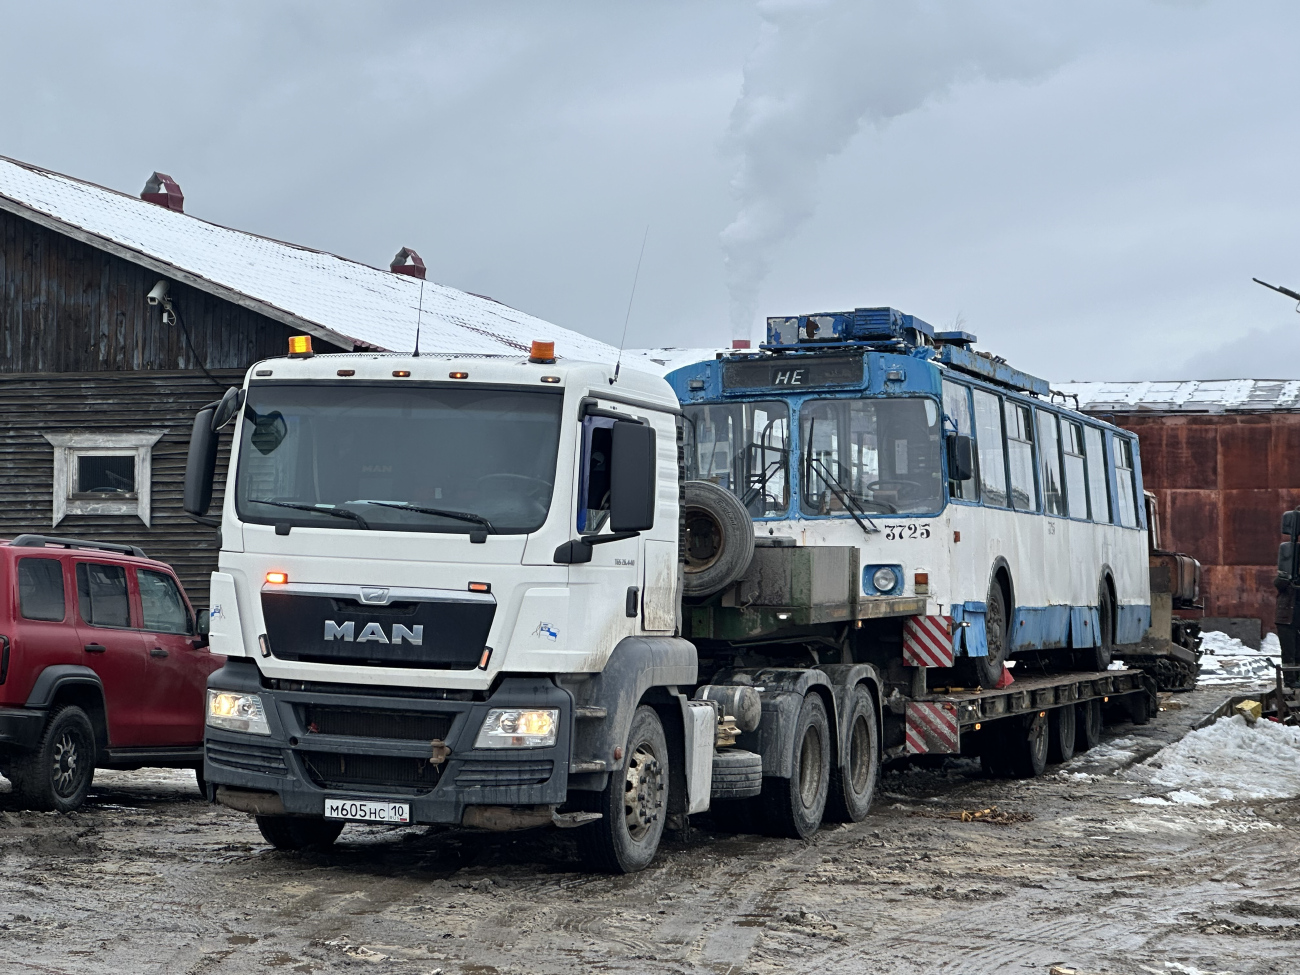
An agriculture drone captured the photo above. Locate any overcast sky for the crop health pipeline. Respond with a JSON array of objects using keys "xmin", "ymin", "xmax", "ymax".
[{"xmin": 2, "ymin": 1, "xmax": 1298, "ymax": 381}]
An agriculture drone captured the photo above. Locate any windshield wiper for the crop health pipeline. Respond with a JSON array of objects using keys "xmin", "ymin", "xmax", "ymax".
[
  {"xmin": 358, "ymin": 501, "xmax": 495, "ymax": 534},
  {"xmin": 248, "ymin": 498, "xmax": 371, "ymax": 530}
]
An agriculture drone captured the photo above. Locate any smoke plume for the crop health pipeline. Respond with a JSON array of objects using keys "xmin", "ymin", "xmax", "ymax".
[{"xmin": 721, "ymin": 0, "xmax": 1075, "ymax": 341}]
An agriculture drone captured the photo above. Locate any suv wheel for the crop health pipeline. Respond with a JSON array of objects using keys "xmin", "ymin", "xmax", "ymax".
[{"xmin": 13, "ymin": 705, "xmax": 97, "ymax": 812}]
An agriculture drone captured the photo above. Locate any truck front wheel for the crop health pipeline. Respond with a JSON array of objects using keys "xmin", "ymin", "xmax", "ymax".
[{"xmin": 578, "ymin": 705, "xmax": 668, "ymax": 874}]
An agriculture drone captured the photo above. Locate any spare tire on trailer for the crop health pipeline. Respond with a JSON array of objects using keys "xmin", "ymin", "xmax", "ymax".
[{"xmin": 683, "ymin": 480, "xmax": 755, "ymax": 598}]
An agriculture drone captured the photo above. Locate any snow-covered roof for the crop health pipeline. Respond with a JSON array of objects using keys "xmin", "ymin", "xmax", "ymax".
[
  {"xmin": 0, "ymin": 155, "xmax": 618, "ymax": 361},
  {"xmin": 1059, "ymin": 380, "xmax": 1300, "ymax": 414},
  {"xmin": 618, "ymin": 347, "xmax": 727, "ymax": 377}
]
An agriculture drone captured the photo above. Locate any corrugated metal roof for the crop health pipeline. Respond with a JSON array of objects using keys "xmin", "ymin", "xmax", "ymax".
[
  {"xmin": 0, "ymin": 155, "xmax": 618, "ymax": 361},
  {"xmin": 1058, "ymin": 380, "xmax": 1300, "ymax": 414}
]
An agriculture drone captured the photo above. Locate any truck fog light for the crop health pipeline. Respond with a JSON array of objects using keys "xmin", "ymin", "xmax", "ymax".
[
  {"xmin": 475, "ymin": 708, "xmax": 559, "ymax": 748},
  {"xmin": 872, "ymin": 566, "xmax": 899, "ymax": 592},
  {"xmin": 207, "ymin": 690, "xmax": 271, "ymax": 735}
]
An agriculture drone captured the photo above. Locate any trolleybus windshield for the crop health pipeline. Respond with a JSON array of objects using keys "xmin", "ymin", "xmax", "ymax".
[{"xmin": 683, "ymin": 401, "xmax": 790, "ymax": 517}]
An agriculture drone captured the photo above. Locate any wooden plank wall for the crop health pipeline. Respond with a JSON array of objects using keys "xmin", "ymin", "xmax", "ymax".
[
  {"xmin": 0, "ymin": 207, "xmax": 348, "ymax": 372},
  {"xmin": 0, "ymin": 371, "xmax": 245, "ymax": 607}
]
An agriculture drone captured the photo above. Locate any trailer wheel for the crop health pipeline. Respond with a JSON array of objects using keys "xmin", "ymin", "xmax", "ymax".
[
  {"xmin": 761, "ymin": 693, "xmax": 830, "ymax": 839},
  {"xmin": 978, "ymin": 723, "xmax": 1015, "ymax": 778},
  {"xmin": 825, "ymin": 686, "xmax": 878, "ymax": 823},
  {"xmin": 1010, "ymin": 712, "xmax": 1049, "ymax": 778},
  {"xmin": 1049, "ymin": 704, "xmax": 1076, "ymax": 763},
  {"xmin": 578, "ymin": 706, "xmax": 668, "ymax": 873},
  {"xmin": 973, "ymin": 579, "xmax": 1010, "ymax": 688},
  {"xmin": 255, "ymin": 816, "xmax": 344, "ymax": 850},
  {"xmin": 11, "ymin": 705, "xmax": 96, "ymax": 813},
  {"xmin": 682, "ymin": 480, "xmax": 755, "ymax": 598},
  {"xmin": 1075, "ymin": 698, "xmax": 1102, "ymax": 752}
]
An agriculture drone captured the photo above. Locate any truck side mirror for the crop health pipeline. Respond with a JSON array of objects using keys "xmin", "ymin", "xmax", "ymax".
[
  {"xmin": 184, "ymin": 405, "xmax": 220, "ymax": 516},
  {"xmin": 211, "ymin": 386, "xmax": 245, "ymax": 430},
  {"xmin": 609, "ymin": 421, "xmax": 656, "ymax": 533},
  {"xmin": 946, "ymin": 434, "xmax": 974, "ymax": 481}
]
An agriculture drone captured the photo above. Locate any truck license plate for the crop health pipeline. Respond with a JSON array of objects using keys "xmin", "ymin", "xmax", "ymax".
[{"xmin": 324, "ymin": 797, "xmax": 410, "ymax": 823}]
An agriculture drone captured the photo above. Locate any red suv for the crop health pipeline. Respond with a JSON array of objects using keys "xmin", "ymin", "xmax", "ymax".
[{"xmin": 0, "ymin": 535, "xmax": 223, "ymax": 812}]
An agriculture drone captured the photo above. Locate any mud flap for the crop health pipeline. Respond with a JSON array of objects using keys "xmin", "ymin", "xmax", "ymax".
[
  {"xmin": 952, "ymin": 602, "xmax": 988, "ymax": 658},
  {"xmin": 903, "ymin": 616, "xmax": 954, "ymax": 667},
  {"xmin": 905, "ymin": 702, "xmax": 960, "ymax": 755},
  {"xmin": 681, "ymin": 700, "xmax": 716, "ymax": 814}
]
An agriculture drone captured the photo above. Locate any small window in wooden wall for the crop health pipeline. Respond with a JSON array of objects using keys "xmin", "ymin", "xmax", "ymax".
[{"xmin": 42, "ymin": 431, "xmax": 165, "ymax": 527}]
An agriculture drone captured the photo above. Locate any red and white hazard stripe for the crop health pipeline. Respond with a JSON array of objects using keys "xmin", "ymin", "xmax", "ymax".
[
  {"xmin": 903, "ymin": 615, "xmax": 954, "ymax": 668},
  {"xmin": 905, "ymin": 702, "xmax": 960, "ymax": 755}
]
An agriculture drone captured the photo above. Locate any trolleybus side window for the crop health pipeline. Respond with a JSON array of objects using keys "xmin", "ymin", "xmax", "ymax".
[
  {"xmin": 1083, "ymin": 425, "xmax": 1111, "ymax": 524},
  {"xmin": 682, "ymin": 401, "xmax": 790, "ymax": 517},
  {"xmin": 799, "ymin": 397, "xmax": 941, "ymax": 516},
  {"xmin": 1062, "ymin": 420, "xmax": 1089, "ymax": 520},
  {"xmin": 971, "ymin": 389, "xmax": 1008, "ymax": 508},
  {"xmin": 942, "ymin": 380, "xmax": 977, "ymax": 502},
  {"xmin": 1004, "ymin": 400, "xmax": 1038, "ymax": 512},
  {"xmin": 1035, "ymin": 408, "xmax": 1066, "ymax": 517},
  {"xmin": 1114, "ymin": 435, "xmax": 1139, "ymax": 528}
]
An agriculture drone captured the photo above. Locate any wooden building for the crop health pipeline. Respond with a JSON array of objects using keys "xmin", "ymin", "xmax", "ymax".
[
  {"xmin": 1064, "ymin": 380, "xmax": 1300, "ymax": 646},
  {"xmin": 0, "ymin": 156, "xmax": 615, "ymax": 605}
]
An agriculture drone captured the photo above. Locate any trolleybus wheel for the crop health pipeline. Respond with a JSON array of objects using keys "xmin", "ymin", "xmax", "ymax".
[
  {"xmin": 578, "ymin": 705, "xmax": 668, "ymax": 874},
  {"xmin": 1010, "ymin": 712, "xmax": 1049, "ymax": 778},
  {"xmin": 761, "ymin": 693, "xmax": 830, "ymax": 839},
  {"xmin": 974, "ymin": 579, "xmax": 1010, "ymax": 689},
  {"xmin": 1075, "ymin": 698, "xmax": 1102, "ymax": 752},
  {"xmin": 1049, "ymin": 703, "xmax": 1076, "ymax": 763},
  {"xmin": 1078, "ymin": 582, "xmax": 1115, "ymax": 672},
  {"xmin": 825, "ymin": 686, "xmax": 878, "ymax": 823}
]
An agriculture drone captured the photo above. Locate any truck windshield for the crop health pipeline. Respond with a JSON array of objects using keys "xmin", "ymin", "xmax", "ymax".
[
  {"xmin": 800, "ymin": 397, "xmax": 942, "ymax": 516},
  {"xmin": 683, "ymin": 401, "xmax": 790, "ymax": 517},
  {"xmin": 234, "ymin": 383, "xmax": 563, "ymax": 534}
]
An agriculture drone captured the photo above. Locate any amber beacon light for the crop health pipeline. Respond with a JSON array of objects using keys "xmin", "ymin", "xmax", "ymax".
[
  {"xmin": 287, "ymin": 335, "xmax": 314, "ymax": 358},
  {"xmin": 265, "ymin": 571, "xmax": 289, "ymax": 585},
  {"xmin": 529, "ymin": 340, "xmax": 556, "ymax": 364}
]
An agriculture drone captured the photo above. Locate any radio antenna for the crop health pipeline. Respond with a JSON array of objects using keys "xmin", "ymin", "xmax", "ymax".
[
  {"xmin": 413, "ymin": 277, "xmax": 426, "ymax": 358},
  {"xmin": 611, "ymin": 224, "xmax": 649, "ymax": 385}
]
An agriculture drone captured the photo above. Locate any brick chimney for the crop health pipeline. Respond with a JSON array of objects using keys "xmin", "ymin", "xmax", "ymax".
[
  {"xmin": 141, "ymin": 173, "xmax": 184, "ymax": 212},
  {"xmin": 390, "ymin": 247, "xmax": 426, "ymax": 279}
]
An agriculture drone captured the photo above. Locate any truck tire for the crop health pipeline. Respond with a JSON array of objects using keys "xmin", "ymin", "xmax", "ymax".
[
  {"xmin": 711, "ymin": 748, "xmax": 763, "ymax": 800},
  {"xmin": 1049, "ymin": 703, "xmax": 1076, "ymax": 763},
  {"xmin": 1077, "ymin": 582, "xmax": 1114, "ymax": 672},
  {"xmin": 761, "ymin": 693, "xmax": 829, "ymax": 840},
  {"xmin": 1075, "ymin": 698, "xmax": 1102, "ymax": 752},
  {"xmin": 578, "ymin": 706, "xmax": 668, "ymax": 873},
  {"xmin": 1010, "ymin": 712, "xmax": 1049, "ymax": 778},
  {"xmin": 683, "ymin": 480, "xmax": 755, "ymax": 598},
  {"xmin": 256, "ymin": 816, "xmax": 345, "ymax": 850},
  {"xmin": 825, "ymin": 685, "xmax": 878, "ymax": 823},
  {"xmin": 11, "ymin": 705, "xmax": 96, "ymax": 813},
  {"xmin": 973, "ymin": 579, "xmax": 1010, "ymax": 689}
]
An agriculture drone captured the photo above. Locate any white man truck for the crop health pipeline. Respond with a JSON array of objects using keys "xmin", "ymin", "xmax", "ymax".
[{"xmin": 189, "ymin": 315, "xmax": 1155, "ymax": 874}]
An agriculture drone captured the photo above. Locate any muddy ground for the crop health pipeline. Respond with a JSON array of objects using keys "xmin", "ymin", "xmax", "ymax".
[{"xmin": 2, "ymin": 686, "xmax": 1297, "ymax": 975}]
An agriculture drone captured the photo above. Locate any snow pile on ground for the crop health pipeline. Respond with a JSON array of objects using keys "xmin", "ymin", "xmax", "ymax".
[
  {"xmin": 1198, "ymin": 630, "xmax": 1281, "ymax": 686},
  {"xmin": 1128, "ymin": 714, "xmax": 1300, "ymax": 803}
]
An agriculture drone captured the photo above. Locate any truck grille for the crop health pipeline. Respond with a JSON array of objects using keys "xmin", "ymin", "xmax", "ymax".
[
  {"xmin": 455, "ymin": 760, "xmax": 554, "ymax": 788},
  {"xmin": 207, "ymin": 739, "xmax": 287, "ymax": 775},
  {"xmin": 298, "ymin": 705, "xmax": 454, "ymax": 742},
  {"xmin": 301, "ymin": 751, "xmax": 442, "ymax": 794}
]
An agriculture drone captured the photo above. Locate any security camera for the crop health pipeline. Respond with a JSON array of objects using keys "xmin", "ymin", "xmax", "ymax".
[{"xmin": 147, "ymin": 280, "xmax": 170, "ymax": 306}]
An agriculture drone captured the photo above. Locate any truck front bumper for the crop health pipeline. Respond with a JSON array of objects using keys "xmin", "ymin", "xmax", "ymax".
[{"xmin": 203, "ymin": 661, "xmax": 573, "ymax": 825}]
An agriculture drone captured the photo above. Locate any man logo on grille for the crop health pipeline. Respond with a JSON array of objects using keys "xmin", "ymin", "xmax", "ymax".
[{"xmin": 323, "ymin": 620, "xmax": 423, "ymax": 645}]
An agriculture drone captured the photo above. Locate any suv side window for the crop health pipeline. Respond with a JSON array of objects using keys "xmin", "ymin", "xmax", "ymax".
[
  {"xmin": 76, "ymin": 562, "xmax": 131, "ymax": 629},
  {"xmin": 137, "ymin": 569, "xmax": 192, "ymax": 635},
  {"xmin": 18, "ymin": 558, "xmax": 66, "ymax": 622}
]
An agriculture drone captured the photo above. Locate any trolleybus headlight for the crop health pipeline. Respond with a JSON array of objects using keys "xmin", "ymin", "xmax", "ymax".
[
  {"xmin": 206, "ymin": 690, "xmax": 271, "ymax": 735},
  {"xmin": 872, "ymin": 566, "xmax": 899, "ymax": 593},
  {"xmin": 475, "ymin": 708, "xmax": 559, "ymax": 748}
]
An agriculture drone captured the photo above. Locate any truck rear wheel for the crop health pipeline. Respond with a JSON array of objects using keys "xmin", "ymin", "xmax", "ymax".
[
  {"xmin": 256, "ymin": 816, "xmax": 344, "ymax": 850},
  {"xmin": 761, "ymin": 693, "xmax": 830, "ymax": 839},
  {"xmin": 825, "ymin": 686, "xmax": 878, "ymax": 823},
  {"xmin": 12, "ymin": 705, "xmax": 96, "ymax": 813},
  {"xmin": 1075, "ymin": 698, "xmax": 1102, "ymax": 752},
  {"xmin": 1049, "ymin": 703, "xmax": 1076, "ymax": 763},
  {"xmin": 578, "ymin": 706, "xmax": 668, "ymax": 874}
]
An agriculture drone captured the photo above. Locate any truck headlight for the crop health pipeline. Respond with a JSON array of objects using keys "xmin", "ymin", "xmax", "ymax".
[
  {"xmin": 207, "ymin": 690, "xmax": 271, "ymax": 735},
  {"xmin": 474, "ymin": 708, "xmax": 559, "ymax": 748}
]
